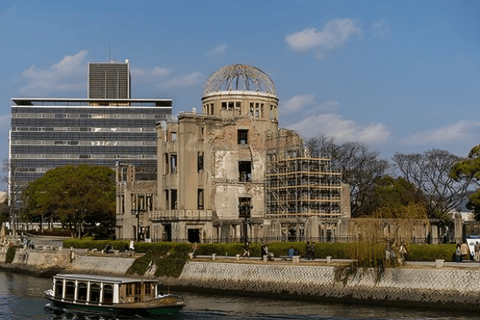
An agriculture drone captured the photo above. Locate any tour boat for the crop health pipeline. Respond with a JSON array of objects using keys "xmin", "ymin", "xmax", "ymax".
[{"xmin": 44, "ymin": 273, "xmax": 184, "ymax": 316}]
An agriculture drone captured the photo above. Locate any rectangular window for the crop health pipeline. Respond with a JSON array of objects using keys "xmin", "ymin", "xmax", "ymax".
[
  {"xmin": 238, "ymin": 130, "xmax": 248, "ymax": 144},
  {"xmin": 146, "ymin": 195, "xmax": 153, "ymax": 211},
  {"xmin": 171, "ymin": 132, "xmax": 177, "ymax": 142},
  {"xmin": 239, "ymin": 161, "xmax": 252, "ymax": 182},
  {"xmin": 126, "ymin": 284, "xmax": 132, "ymax": 296},
  {"xmin": 171, "ymin": 189, "xmax": 177, "ymax": 210},
  {"xmin": 170, "ymin": 154, "xmax": 177, "ymax": 174},
  {"xmin": 222, "ymin": 102, "xmax": 227, "ymax": 110},
  {"xmin": 145, "ymin": 283, "xmax": 151, "ymax": 296},
  {"xmin": 164, "ymin": 154, "xmax": 169, "ymax": 174},
  {"xmin": 236, "ymin": 102, "xmax": 241, "ymax": 115},
  {"xmin": 198, "ymin": 152, "xmax": 204, "ymax": 172},
  {"xmin": 239, "ymin": 197, "xmax": 251, "ymax": 218},
  {"xmin": 228, "ymin": 102, "xmax": 234, "ymax": 110},
  {"xmin": 198, "ymin": 189, "xmax": 204, "ymax": 210},
  {"xmin": 165, "ymin": 190, "xmax": 169, "ymax": 209}
]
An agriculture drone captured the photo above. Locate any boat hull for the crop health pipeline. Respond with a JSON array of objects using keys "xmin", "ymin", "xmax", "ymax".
[{"xmin": 46, "ymin": 295, "xmax": 184, "ymax": 316}]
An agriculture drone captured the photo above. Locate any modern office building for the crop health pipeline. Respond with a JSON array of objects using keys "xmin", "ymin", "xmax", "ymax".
[{"xmin": 9, "ymin": 60, "xmax": 172, "ymax": 188}]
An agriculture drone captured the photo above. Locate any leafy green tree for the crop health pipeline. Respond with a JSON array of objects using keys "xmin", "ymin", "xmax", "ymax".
[
  {"xmin": 22, "ymin": 164, "xmax": 115, "ymax": 237},
  {"xmin": 450, "ymin": 144, "xmax": 480, "ymax": 220},
  {"xmin": 372, "ymin": 176, "xmax": 428, "ymax": 219}
]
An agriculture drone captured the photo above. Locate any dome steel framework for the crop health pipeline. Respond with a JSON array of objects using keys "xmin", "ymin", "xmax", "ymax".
[{"xmin": 203, "ymin": 64, "xmax": 276, "ymax": 96}]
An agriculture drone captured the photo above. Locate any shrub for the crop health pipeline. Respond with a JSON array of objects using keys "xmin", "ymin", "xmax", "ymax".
[
  {"xmin": 6, "ymin": 247, "xmax": 16, "ymax": 264},
  {"xmin": 127, "ymin": 242, "xmax": 191, "ymax": 278}
]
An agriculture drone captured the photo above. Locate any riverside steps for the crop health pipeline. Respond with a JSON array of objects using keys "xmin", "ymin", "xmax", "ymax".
[{"xmin": 2, "ymin": 239, "xmax": 480, "ymax": 311}]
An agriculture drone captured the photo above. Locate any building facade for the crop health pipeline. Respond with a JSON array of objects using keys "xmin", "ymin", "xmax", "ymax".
[
  {"xmin": 9, "ymin": 60, "xmax": 172, "ymax": 189},
  {"xmin": 116, "ymin": 64, "xmax": 350, "ymax": 243}
]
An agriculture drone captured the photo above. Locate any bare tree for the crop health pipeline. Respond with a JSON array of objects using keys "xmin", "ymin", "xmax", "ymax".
[
  {"xmin": 392, "ymin": 149, "xmax": 471, "ymax": 219},
  {"xmin": 305, "ymin": 135, "xmax": 389, "ymax": 217}
]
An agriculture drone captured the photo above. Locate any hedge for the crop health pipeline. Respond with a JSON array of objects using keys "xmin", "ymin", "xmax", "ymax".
[{"xmin": 62, "ymin": 239, "xmax": 457, "ymax": 262}]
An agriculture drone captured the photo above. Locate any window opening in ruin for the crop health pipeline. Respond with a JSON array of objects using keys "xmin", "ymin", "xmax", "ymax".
[
  {"xmin": 255, "ymin": 103, "xmax": 259, "ymax": 118},
  {"xmin": 250, "ymin": 103, "xmax": 254, "ymax": 115},
  {"xmin": 210, "ymin": 103, "xmax": 214, "ymax": 114},
  {"xmin": 238, "ymin": 197, "xmax": 251, "ymax": 218},
  {"xmin": 120, "ymin": 195, "xmax": 125, "ymax": 214},
  {"xmin": 222, "ymin": 102, "xmax": 227, "ymax": 110},
  {"xmin": 236, "ymin": 102, "xmax": 241, "ymax": 115},
  {"xmin": 164, "ymin": 154, "xmax": 169, "ymax": 174},
  {"xmin": 188, "ymin": 229, "xmax": 200, "ymax": 243},
  {"xmin": 165, "ymin": 190, "xmax": 169, "ymax": 210},
  {"xmin": 261, "ymin": 104, "xmax": 264, "ymax": 118},
  {"xmin": 146, "ymin": 194, "xmax": 153, "ymax": 211},
  {"xmin": 131, "ymin": 194, "xmax": 136, "ymax": 212},
  {"xmin": 198, "ymin": 189, "xmax": 204, "ymax": 210},
  {"xmin": 171, "ymin": 189, "xmax": 177, "ymax": 210},
  {"xmin": 239, "ymin": 161, "xmax": 252, "ymax": 181},
  {"xmin": 198, "ymin": 152, "xmax": 204, "ymax": 172},
  {"xmin": 138, "ymin": 195, "xmax": 145, "ymax": 210},
  {"xmin": 170, "ymin": 154, "xmax": 177, "ymax": 174},
  {"xmin": 228, "ymin": 102, "xmax": 234, "ymax": 110},
  {"xmin": 238, "ymin": 129, "xmax": 248, "ymax": 144},
  {"xmin": 171, "ymin": 132, "xmax": 177, "ymax": 142}
]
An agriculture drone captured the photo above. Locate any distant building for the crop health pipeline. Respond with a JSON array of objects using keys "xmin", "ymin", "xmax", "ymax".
[
  {"xmin": 9, "ymin": 60, "xmax": 172, "ymax": 188},
  {"xmin": 88, "ymin": 61, "xmax": 131, "ymax": 99},
  {"xmin": 116, "ymin": 64, "xmax": 350, "ymax": 243}
]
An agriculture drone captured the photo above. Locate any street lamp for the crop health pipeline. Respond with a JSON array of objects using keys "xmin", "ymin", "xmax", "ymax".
[
  {"xmin": 131, "ymin": 209, "xmax": 146, "ymax": 242},
  {"xmin": 239, "ymin": 203, "xmax": 252, "ymax": 244}
]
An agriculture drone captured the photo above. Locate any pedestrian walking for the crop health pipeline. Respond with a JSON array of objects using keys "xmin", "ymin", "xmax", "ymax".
[
  {"xmin": 461, "ymin": 240, "xmax": 469, "ymax": 261},
  {"xmin": 241, "ymin": 241, "xmax": 250, "ymax": 258},
  {"xmin": 456, "ymin": 243, "xmax": 462, "ymax": 263}
]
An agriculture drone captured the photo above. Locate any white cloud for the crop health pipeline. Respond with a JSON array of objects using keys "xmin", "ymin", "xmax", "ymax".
[
  {"xmin": 282, "ymin": 94, "xmax": 316, "ymax": 113},
  {"xmin": 288, "ymin": 113, "xmax": 391, "ymax": 145},
  {"xmin": 400, "ymin": 121, "xmax": 480, "ymax": 146},
  {"xmin": 281, "ymin": 95, "xmax": 339, "ymax": 114},
  {"xmin": 132, "ymin": 66, "xmax": 201, "ymax": 90},
  {"xmin": 161, "ymin": 72, "xmax": 203, "ymax": 89},
  {"xmin": 371, "ymin": 20, "xmax": 391, "ymax": 40},
  {"xmin": 285, "ymin": 18, "xmax": 362, "ymax": 58},
  {"xmin": 6, "ymin": 6, "xmax": 16, "ymax": 15},
  {"xmin": 18, "ymin": 50, "xmax": 88, "ymax": 96},
  {"xmin": 131, "ymin": 66, "xmax": 172, "ymax": 80},
  {"xmin": 205, "ymin": 43, "xmax": 227, "ymax": 57}
]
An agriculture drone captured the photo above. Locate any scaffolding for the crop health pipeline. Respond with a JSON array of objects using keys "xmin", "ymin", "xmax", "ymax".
[{"xmin": 266, "ymin": 156, "xmax": 342, "ymax": 218}]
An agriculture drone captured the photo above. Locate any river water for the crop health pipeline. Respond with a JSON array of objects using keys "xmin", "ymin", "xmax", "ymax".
[{"xmin": 0, "ymin": 271, "xmax": 477, "ymax": 320}]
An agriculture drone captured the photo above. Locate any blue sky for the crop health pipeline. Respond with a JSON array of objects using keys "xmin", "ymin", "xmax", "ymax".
[{"xmin": 1, "ymin": 0, "xmax": 479, "ymax": 173}]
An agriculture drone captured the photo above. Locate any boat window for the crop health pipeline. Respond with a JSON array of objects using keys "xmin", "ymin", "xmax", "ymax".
[
  {"xmin": 103, "ymin": 285, "xmax": 114, "ymax": 305},
  {"xmin": 65, "ymin": 281, "xmax": 75, "ymax": 301},
  {"xmin": 77, "ymin": 282, "xmax": 87, "ymax": 301},
  {"xmin": 90, "ymin": 284, "xmax": 101, "ymax": 303},
  {"xmin": 135, "ymin": 283, "xmax": 141, "ymax": 301},
  {"xmin": 54, "ymin": 280, "xmax": 63, "ymax": 298}
]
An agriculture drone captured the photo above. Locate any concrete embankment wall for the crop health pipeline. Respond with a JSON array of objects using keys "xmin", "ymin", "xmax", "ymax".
[
  {"xmin": 0, "ymin": 248, "xmax": 134, "ymax": 276},
  {"xmin": 169, "ymin": 262, "xmax": 480, "ymax": 311},
  {"xmin": 1, "ymin": 249, "xmax": 480, "ymax": 311}
]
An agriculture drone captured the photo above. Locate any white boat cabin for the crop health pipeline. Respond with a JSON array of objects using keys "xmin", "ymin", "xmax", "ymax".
[{"xmin": 51, "ymin": 274, "xmax": 158, "ymax": 305}]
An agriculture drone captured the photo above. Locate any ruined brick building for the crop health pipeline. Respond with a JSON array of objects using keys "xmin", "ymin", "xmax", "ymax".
[{"xmin": 116, "ymin": 64, "xmax": 351, "ymax": 243}]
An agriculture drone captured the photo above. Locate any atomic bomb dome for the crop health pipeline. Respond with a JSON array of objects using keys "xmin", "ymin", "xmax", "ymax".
[{"xmin": 203, "ymin": 64, "xmax": 276, "ymax": 97}]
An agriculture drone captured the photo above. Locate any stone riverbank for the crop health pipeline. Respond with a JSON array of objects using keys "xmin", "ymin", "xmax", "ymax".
[{"xmin": 1, "ymin": 247, "xmax": 480, "ymax": 311}]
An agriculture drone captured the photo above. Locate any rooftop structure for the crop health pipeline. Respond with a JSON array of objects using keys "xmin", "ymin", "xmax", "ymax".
[{"xmin": 88, "ymin": 61, "xmax": 130, "ymax": 99}]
